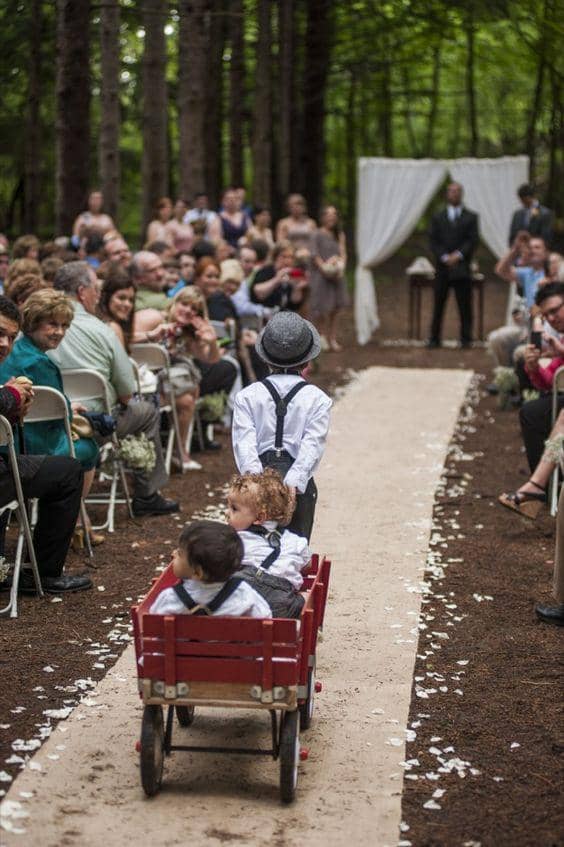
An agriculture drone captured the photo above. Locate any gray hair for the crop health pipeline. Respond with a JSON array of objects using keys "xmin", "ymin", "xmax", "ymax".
[
  {"xmin": 54, "ymin": 261, "xmax": 92, "ymax": 296},
  {"xmin": 130, "ymin": 250, "xmax": 157, "ymax": 280}
]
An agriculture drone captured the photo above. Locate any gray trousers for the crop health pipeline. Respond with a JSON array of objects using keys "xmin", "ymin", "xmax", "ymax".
[
  {"xmin": 553, "ymin": 487, "xmax": 564, "ymax": 603},
  {"xmin": 115, "ymin": 399, "xmax": 168, "ymax": 499}
]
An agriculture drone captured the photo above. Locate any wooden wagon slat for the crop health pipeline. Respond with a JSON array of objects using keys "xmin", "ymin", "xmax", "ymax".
[
  {"xmin": 140, "ymin": 614, "xmax": 299, "ymax": 641},
  {"xmin": 141, "ymin": 639, "xmax": 299, "ymax": 659},
  {"xmin": 143, "ymin": 655, "xmax": 298, "ymax": 686}
]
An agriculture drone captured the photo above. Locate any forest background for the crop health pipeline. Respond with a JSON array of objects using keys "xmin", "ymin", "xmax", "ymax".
[{"xmin": 1, "ymin": 0, "xmax": 563, "ymax": 248}]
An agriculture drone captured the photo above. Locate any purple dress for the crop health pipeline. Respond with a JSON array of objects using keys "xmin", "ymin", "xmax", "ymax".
[{"xmin": 309, "ymin": 230, "xmax": 348, "ymax": 319}]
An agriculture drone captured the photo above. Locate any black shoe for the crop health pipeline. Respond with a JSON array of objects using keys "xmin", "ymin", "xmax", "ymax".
[
  {"xmin": 535, "ymin": 603, "xmax": 564, "ymax": 626},
  {"xmin": 426, "ymin": 339, "xmax": 441, "ymax": 349},
  {"xmin": 191, "ymin": 435, "xmax": 222, "ymax": 453},
  {"xmin": 132, "ymin": 493, "xmax": 180, "ymax": 517},
  {"xmin": 0, "ymin": 570, "xmax": 92, "ymax": 594},
  {"xmin": 460, "ymin": 340, "xmax": 472, "ymax": 349},
  {"xmin": 486, "ymin": 383, "xmax": 500, "ymax": 396}
]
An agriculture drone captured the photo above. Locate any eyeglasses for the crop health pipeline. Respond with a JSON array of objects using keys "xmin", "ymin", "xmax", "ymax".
[
  {"xmin": 542, "ymin": 301, "xmax": 564, "ymax": 319},
  {"xmin": 145, "ymin": 264, "xmax": 163, "ymax": 273}
]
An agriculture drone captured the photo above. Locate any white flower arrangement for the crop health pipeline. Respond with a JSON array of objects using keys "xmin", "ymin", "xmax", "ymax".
[
  {"xmin": 543, "ymin": 433, "xmax": 564, "ymax": 465},
  {"xmin": 117, "ymin": 434, "xmax": 156, "ymax": 473},
  {"xmin": 493, "ymin": 366, "xmax": 519, "ymax": 409},
  {"xmin": 0, "ymin": 557, "xmax": 9, "ymax": 583}
]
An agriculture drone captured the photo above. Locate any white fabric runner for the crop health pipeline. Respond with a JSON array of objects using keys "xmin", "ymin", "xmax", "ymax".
[{"xmin": 355, "ymin": 155, "xmax": 529, "ymax": 344}]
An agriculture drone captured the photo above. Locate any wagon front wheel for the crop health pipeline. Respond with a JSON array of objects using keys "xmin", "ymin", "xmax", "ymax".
[
  {"xmin": 140, "ymin": 705, "xmax": 164, "ymax": 797},
  {"xmin": 176, "ymin": 705, "xmax": 195, "ymax": 727},
  {"xmin": 279, "ymin": 709, "xmax": 300, "ymax": 804},
  {"xmin": 299, "ymin": 659, "xmax": 316, "ymax": 730}
]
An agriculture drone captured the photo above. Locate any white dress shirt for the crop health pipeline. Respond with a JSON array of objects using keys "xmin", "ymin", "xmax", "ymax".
[
  {"xmin": 149, "ymin": 578, "xmax": 271, "ymax": 618},
  {"xmin": 231, "ymin": 277, "xmax": 268, "ymax": 318},
  {"xmin": 232, "ymin": 374, "xmax": 332, "ymax": 493},
  {"xmin": 239, "ymin": 521, "xmax": 311, "ymax": 589}
]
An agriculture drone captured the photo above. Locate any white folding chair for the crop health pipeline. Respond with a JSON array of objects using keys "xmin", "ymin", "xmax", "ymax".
[
  {"xmin": 130, "ymin": 343, "xmax": 190, "ymax": 473},
  {"xmin": 61, "ymin": 369, "xmax": 133, "ymax": 533},
  {"xmin": 0, "ymin": 415, "xmax": 43, "ymax": 618},
  {"xmin": 24, "ymin": 386, "xmax": 93, "ymax": 559},
  {"xmin": 549, "ymin": 366, "xmax": 564, "ymax": 516}
]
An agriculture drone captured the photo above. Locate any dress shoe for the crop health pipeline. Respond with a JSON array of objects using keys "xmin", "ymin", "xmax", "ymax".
[
  {"xmin": 460, "ymin": 340, "xmax": 472, "ymax": 349},
  {"xmin": 0, "ymin": 570, "xmax": 92, "ymax": 594},
  {"xmin": 486, "ymin": 383, "xmax": 499, "ymax": 395},
  {"xmin": 535, "ymin": 603, "xmax": 564, "ymax": 626},
  {"xmin": 132, "ymin": 493, "xmax": 180, "ymax": 517},
  {"xmin": 191, "ymin": 436, "xmax": 221, "ymax": 453},
  {"xmin": 426, "ymin": 339, "xmax": 441, "ymax": 349}
]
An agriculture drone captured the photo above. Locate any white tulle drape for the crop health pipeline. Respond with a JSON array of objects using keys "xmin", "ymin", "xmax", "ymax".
[{"xmin": 355, "ymin": 155, "xmax": 529, "ymax": 345}]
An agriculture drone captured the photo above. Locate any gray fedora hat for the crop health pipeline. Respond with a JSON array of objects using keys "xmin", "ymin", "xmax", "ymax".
[{"xmin": 255, "ymin": 312, "xmax": 322, "ymax": 368}]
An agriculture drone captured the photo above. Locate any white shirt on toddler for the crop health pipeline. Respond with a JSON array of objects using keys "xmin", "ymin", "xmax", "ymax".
[
  {"xmin": 149, "ymin": 578, "xmax": 271, "ymax": 618},
  {"xmin": 232, "ymin": 374, "xmax": 332, "ymax": 493},
  {"xmin": 239, "ymin": 521, "xmax": 310, "ymax": 590}
]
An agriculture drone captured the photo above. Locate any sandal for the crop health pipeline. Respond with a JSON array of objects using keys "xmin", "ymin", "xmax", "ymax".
[{"xmin": 498, "ymin": 480, "xmax": 547, "ymax": 520}]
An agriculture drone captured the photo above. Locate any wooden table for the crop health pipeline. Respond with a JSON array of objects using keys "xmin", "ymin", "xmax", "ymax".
[{"xmin": 408, "ymin": 272, "xmax": 486, "ymax": 341}]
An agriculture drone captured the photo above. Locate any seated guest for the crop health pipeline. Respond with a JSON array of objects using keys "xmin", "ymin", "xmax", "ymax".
[
  {"xmin": 166, "ymin": 199, "xmax": 194, "ymax": 255},
  {"xmin": 5, "ymin": 258, "xmax": 41, "ymax": 294},
  {"xmin": 41, "ymin": 256, "xmax": 64, "ymax": 285},
  {"xmin": 167, "ymin": 252, "xmax": 196, "ymax": 299},
  {"xmin": 149, "ymin": 519, "xmax": 270, "ymax": 617},
  {"xmin": 516, "ymin": 282, "xmax": 564, "ymax": 475},
  {"xmin": 488, "ymin": 234, "xmax": 548, "ymax": 369},
  {"xmin": 103, "ymin": 234, "xmax": 132, "ymax": 268},
  {"xmin": 145, "ymin": 240, "xmax": 175, "ymax": 264},
  {"xmin": 50, "ymin": 261, "xmax": 179, "ymax": 517},
  {"xmin": 98, "ymin": 265, "xmax": 137, "ymax": 352},
  {"xmin": 6, "ymin": 273, "xmax": 45, "ymax": 308},
  {"xmin": 227, "ymin": 469, "xmax": 310, "ymax": 618},
  {"xmin": 0, "ymin": 244, "xmax": 8, "ymax": 294},
  {"xmin": 250, "ymin": 240, "xmax": 307, "ymax": 312},
  {"xmin": 245, "ymin": 207, "xmax": 274, "ymax": 249},
  {"xmin": 12, "ymin": 235, "xmax": 40, "ymax": 261},
  {"xmin": 131, "ymin": 250, "xmax": 169, "ymax": 312},
  {"xmin": 72, "ymin": 190, "xmax": 116, "ymax": 239},
  {"xmin": 184, "ymin": 193, "xmax": 221, "ymax": 242},
  {"xmin": 0, "ymin": 296, "xmax": 90, "ymax": 593},
  {"xmin": 84, "ymin": 231, "xmax": 105, "ymax": 269},
  {"xmin": 195, "ymin": 257, "xmax": 238, "ymax": 322},
  {"xmin": 0, "ymin": 290, "xmax": 101, "ymax": 545}
]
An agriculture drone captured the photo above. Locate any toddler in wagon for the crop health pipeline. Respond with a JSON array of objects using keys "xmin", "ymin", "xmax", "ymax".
[
  {"xmin": 149, "ymin": 519, "xmax": 271, "ymax": 618},
  {"xmin": 227, "ymin": 469, "xmax": 311, "ymax": 618}
]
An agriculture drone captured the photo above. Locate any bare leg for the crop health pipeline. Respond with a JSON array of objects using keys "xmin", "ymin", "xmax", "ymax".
[
  {"xmin": 175, "ymin": 391, "xmax": 196, "ymax": 462},
  {"xmin": 515, "ymin": 408, "xmax": 564, "ymax": 494},
  {"xmin": 327, "ymin": 309, "xmax": 342, "ymax": 351}
]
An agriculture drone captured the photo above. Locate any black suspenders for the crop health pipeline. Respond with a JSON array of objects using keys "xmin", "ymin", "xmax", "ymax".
[
  {"xmin": 172, "ymin": 576, "xmax": 244, "ymax": 615},
  {"xmin": 244, "ymin": 524, "xmax": 284, "ymax": 570},
  {"xmin": 261, "ymin": 378, "xmax": 309, "ymax": 450}
]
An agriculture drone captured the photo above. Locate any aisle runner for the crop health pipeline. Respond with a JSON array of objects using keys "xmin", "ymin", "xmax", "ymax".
[{"xmin": 1, "ymin": 366, "xmax": 472, "ymax": 847}]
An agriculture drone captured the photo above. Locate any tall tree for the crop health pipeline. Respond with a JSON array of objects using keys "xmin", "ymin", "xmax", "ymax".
[
  {"xmin": 204, "ymin": 1, "xmax": 226, "ymax": 206},
  {"xmin": 178, "ymin": 0, "xmax": 208, "ymax": 202},
  {"xmin": 141, "ymin": 0, "xmax": 168, "ymax": 236},
  {"xmin": 465, "ymin": 9, "xmax": 479, "ymax": 156},
  {"xmin": 55, "ymin": 0, "xmax": 91, "ymax": 234},
  {"xmin": 24, "ymin": 0, "xmax": 42, "ymax": 233},
  {"xmin": 302, "ymin": 0, "xmax": 332, "ymax": 217},
  {"xmin": 252, "ymin": 0, "xmax": 272, "ymax": 206},
  {"xmin": 99, "ymin": 0, "xmax": 121, "ymax": 222},
  {"xmin": 228, "ymin": 0, "xmax": 245, "ymax": 187},
  {"xmin": 276, "ymin": 0, "xmax": 294, "ymax": 214}
]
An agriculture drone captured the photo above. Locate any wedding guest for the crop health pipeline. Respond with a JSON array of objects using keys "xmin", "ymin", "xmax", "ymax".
[
  {"xmin": 166, "ymin": 199, "xmax": 194, "ymax": 254},
  {"xmin": 310, "ymin": 205, "xmax": 348, "ymax": 352},
  {"xmin": 184, "ymin": 193, "xmax": 221, "ymax": 242},
  {"xmin": 131, "ymin": 251, "xmax": 169, "ymax": 312},
  {"xmin": 146, "ymin": 197, "xmax": 174, "ymax": 245},
  {"xmin": 12, "ymin": 235, "xmax": 40, "ymax": 261},
  {"xmin": 509, "ymin": 184, "xmax": 553, "ymax": 248},
  {"xmin": 250, "ymin": 241, "xmax": 307, "ymax": 312},
  {"xmin": 72, "ymin": 190, "xmax": 116, "ymax": 239},
  {"xmin": 103, "ymin": 235, "xmax": 132, "ymax": 268},
  {"xmin": 219, "ymin": 187, "xmax": 251, "ymax": 252},
  {"xmin": 275, "ymin": 194, "xmax": 317, "ymax": 259},
  {"xmin": 246, "ymin": 207, "xmax": 274, "ymax": 249}
]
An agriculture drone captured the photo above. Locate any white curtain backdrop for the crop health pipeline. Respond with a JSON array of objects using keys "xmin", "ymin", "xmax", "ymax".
[
  {"xmin": 355, "ymin": 158, "xmax": 448, "ymax": 345},
  {"xmin": 355, "ymin": 155, "xmax": 530, "ymax": 344}
]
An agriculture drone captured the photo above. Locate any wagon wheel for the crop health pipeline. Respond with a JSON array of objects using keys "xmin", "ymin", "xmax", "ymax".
[
  {"xmin": 299, "ymin": 658, "xmax": 316, "ymax": 731},
  {"xmin": 176, "ymin": 705, "xmax": 195, "ymax": 727},
  {"xmin": 140, "ymin": 705, "xmax": 164, "ymax": 797},
  {"xmin": 279, "ymin": 709, "xmax": 300, "ymax": 804}
]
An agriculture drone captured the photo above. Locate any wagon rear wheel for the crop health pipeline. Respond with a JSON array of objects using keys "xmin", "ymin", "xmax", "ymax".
[
  {"xmin": 279, "ymin": 709, "xmax": 300, "ymax": 804},
  {"xmin": 299, "ymin": 659, "xmax": 316, "ymax": 730},
  {"xmin": 140, "ymin": 705, "xmax": 164, "ymax": 797},
  {"xmin": 176, "ymin": 705, "xmax": 195, "ymax": 727}
]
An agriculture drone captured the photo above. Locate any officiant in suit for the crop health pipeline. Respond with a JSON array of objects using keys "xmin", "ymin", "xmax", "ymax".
[
  {"xmin": 508, "ymin": 183, "xmax": 553, "ymax": 248},
  {"xmin": 428, "ymin": 182, "xmax": 479, "ymax": 348}
]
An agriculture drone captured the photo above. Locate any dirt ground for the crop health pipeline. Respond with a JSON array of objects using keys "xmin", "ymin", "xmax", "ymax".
[{"xmin": 1, "ymin": 241, "xmax": 563, "ymax": 845}]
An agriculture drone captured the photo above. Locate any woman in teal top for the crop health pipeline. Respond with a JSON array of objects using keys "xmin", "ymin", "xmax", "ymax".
[{"xmin": 0, "ymin": 289, "xmax": 101, "ymax": 545}]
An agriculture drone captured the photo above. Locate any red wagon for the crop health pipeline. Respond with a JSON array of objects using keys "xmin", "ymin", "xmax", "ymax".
[{"xmin": 131, "ymin": 554, "xmax": 331, "ymax": 803}]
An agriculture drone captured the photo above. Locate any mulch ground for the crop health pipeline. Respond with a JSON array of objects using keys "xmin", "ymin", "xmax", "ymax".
[{"xmin": 1, "ymin": 240, "xmax": 563, "ymax": 845}]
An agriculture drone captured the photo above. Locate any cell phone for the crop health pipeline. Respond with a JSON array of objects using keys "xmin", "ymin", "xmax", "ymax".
[{"xmin": 530, "ymin": 330, "xmax": 542, "ymax": 351}]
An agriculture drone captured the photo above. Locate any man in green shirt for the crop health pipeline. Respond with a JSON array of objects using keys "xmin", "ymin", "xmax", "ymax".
[
  {"xmin": 50, "ymin": 261, "xmax": 179, "ymax": 517},
  {"xmin": 131, "ymin": 251, "xmax": 169, "ymax": 312}
]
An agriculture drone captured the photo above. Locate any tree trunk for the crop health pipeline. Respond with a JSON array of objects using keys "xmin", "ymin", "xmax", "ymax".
[
  {"xmin": 24, "ymin": 0, "xmax": 42, "ymax": 233},
  {"xmin": 99, "ymin": 0, "xmax": 121, "ymax": 222},
  {"xmin": 465, "ymin": 11, "xmax": 479, "ymax": 156},
  {"xmin": 252, "ymin": 0, "xmax": 272, "ymax": 207},
  {"xmin": 345, "ymin": 70, "xmax": 357, "ymax": 227},
  {"xmin": 302, "ymin": 0, "xmax": 333, "ymax": 218},
  {"xmin": 425, "ymin": 45, "xmax": 441, "ymax": 156},
  {"xmin": 228, "ymin": 0, "xmax": 245, "ymax": 187},
  {"xmin": 276, "ymin": 0, "xmax": 293, "ymax": 215},
  {"xmin": 141, "ymin": 0, "xmax": 168, "ymax": 237},
  {"xmin": 204, "ymin": 1, "xmax": 226, "ymax": 207},
  {"xmin": 178, "ymin": 0, "xmax": 208, "ymax": 202},
  {"xmin": 546, "ymin": 69, "xmax": 560, "ymax": 211},
  {"xmin": 55, "ymin": 0, "xmax": 91, "ymax": 235},
  {"xmin": 401, "ymin": 66, "xmax": 419, "ymax": 157},
  {"xmin": 379, "ymin": 56, "xmax": 393, "ymax": 157}
]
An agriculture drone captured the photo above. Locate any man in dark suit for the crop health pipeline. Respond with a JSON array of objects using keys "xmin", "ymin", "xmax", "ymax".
[
  {"xmin": 428, "ymin": 182, "xmax": 479, "ymax": 348},
  {"xmin": 508, "ymin": 183, "xmax": 553, "ymax": 248}
]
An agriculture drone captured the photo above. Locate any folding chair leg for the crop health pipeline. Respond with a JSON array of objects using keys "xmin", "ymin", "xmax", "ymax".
[
  {"xmin": 550, "ymin": 467, "xmax": 560, "ymax": 517},
  {"xmin": 119, "ymin": 462, "xmax": 134, "ymax": 520},
  {"xmin": 164, "ymin": 427, "xmax": 175, "ymax": 476},
  {"xmin": 80, "ymin": 500, "xmax": 94, "ymax": 558}
]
